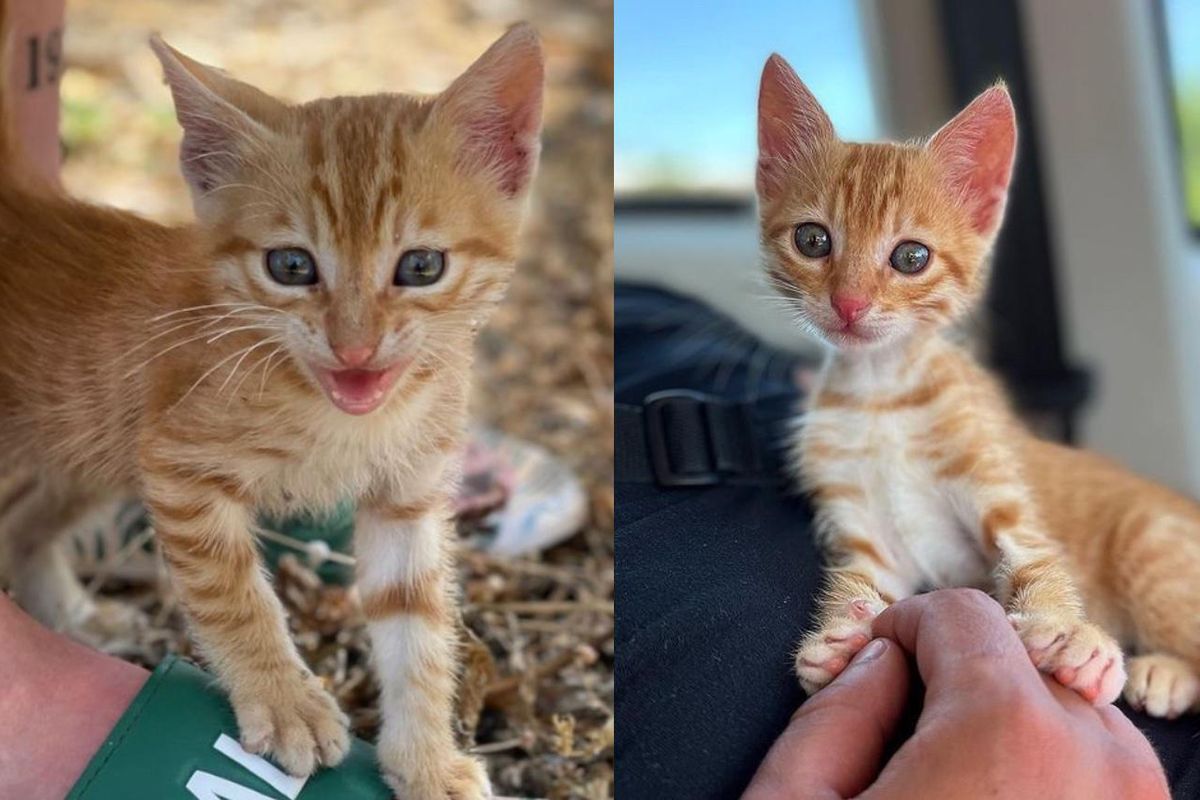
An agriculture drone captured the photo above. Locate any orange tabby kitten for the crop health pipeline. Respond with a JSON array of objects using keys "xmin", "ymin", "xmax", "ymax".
[
  {"xmin": 0, "ymin": 14, "xmax": 542, "ymax": 797},
  {"xmin": 759, "ymin": 53, "xmax": 1200, "ymax": 718}
]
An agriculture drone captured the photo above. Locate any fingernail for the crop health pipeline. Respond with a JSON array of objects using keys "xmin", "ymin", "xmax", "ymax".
[{"xmin": 850, "ymin": 638, "xmax": 887, "ymax": 667}]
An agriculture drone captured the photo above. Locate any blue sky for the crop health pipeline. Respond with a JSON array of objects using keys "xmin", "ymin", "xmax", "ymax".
[
  {"xmin": 615, "ymin": 0, "xmax": 879, "ymax": 192},
  {"xmin": 616, "ymin": 2, "xmax": 1199, "ymax": 194},
  {"xmin": 1164, "ymin": 0, "xmax": 1200, "ymax": 86}
]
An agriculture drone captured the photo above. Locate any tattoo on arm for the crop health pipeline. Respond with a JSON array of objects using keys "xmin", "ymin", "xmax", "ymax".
[{"xmin": 25, "ymin": 28, "xmax": 63, "ymax": 92}]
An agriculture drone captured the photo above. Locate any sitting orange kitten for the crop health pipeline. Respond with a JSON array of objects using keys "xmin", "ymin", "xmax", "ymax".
[
  {"xmin": 759, "ymin": 54, "xmax": 1200, "ymax": 718},
  {"xmin": 0, "ymin": 17, "xmax": 543, "ymax": 798}
]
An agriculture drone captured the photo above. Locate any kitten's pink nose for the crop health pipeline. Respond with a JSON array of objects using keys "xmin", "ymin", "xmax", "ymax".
[
  {"xmin": 831, "ymin": 294, "xmax": 872, "ymax": 325},
  {"xmin": 333, "ymin": 344, "xmax": 375, "ymax": 368}
]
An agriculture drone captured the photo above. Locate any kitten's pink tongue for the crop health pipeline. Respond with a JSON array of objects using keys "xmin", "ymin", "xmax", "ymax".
[{"xmin": 320, "ymin": 364, "xmax": 407, "ymax": 415}]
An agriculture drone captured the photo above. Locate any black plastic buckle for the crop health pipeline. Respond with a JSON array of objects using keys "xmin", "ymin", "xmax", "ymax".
[{"xmin": 643, "ymin": 390, "xmax": 721, "ymax": 487}]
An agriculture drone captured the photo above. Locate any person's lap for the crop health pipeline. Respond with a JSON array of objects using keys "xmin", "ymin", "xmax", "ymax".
[{"xmin": 614, "ymin": 281, "xmax": 1200, "ymax": 799}]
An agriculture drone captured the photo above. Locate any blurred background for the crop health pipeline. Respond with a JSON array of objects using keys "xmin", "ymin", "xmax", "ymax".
[
  {"xmin": 55, "ymin": 1, "xmax": 612, "ymax": 797},
  {"xmin": 616, "ymin": 0, "xmax": 1200, "ymax": 495}
]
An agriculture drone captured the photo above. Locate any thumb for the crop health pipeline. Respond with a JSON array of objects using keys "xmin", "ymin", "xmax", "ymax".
[{"xmin": 742, "ymin": 638, "xmax": 910, "ymax": 800}]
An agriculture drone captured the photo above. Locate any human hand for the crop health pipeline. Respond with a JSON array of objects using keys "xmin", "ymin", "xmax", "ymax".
[{"xmin": 742, "ymin": 589, "xmax": 1168, "ymax": 799}]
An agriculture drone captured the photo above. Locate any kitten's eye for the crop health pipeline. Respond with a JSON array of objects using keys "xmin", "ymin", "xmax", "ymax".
[
  {"xmin": 395, "ymin": 249, "xmax": 446, "ymax": 287},
  {"xmin": 794, "ymin": 222, "xmax": 832, "ymax": 258},
  {"xmin": 265, "ymin": 248, "xmax": 319, "ymax": 286},
  {"xmin": 890, "ymin": 241, "xmax": 931, "ymax": 274}
]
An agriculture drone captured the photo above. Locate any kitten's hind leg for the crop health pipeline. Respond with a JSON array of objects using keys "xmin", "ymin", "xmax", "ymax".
[
  {"xmin": 0, "ymin": 473, "xmax": 127, "ymax": 638},
  {"xmin": 1114, "ymin": 511, "xmax": 1200, "ymax": 717},
  {"xmin": 1125, "ymin": 653, "xmax": 1200, "ymax": 718}
]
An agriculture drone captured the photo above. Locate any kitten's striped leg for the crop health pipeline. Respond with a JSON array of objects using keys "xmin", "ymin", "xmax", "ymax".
[
  {"xmin": 356, "ymin": 497, "xmax": 489, "ymax": 800},
  {"xmin": 975, "ymin": 487, "xmax": 1125, "ymax": 705},
  {"xmin": 142, "ymin": 463, "xmax": 349, "ymax": 776},
  {"xmin": 795, "ymin": 532, "xmax": 912, "ymax": 695}
]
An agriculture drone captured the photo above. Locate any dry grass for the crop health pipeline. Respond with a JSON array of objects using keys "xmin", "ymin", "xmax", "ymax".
[{"xmin": 59, "ymin": 1, "xmax": 613, "ymax": 797}]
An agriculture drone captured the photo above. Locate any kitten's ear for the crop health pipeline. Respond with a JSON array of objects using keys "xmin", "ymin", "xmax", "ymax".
[
  {"xmin": 757, "ymin": 54, "xmax": 835, "ymax": 201},
  {"xmin": 928, "ymin": 83, "xmax": 1017, "ymax": 236},
  {"xmin": 434, "ymin": 24, "xmax": 544, "ymax": 198},
  {"xmin": 149, "ymin": 36, "xmax": 287, "ymax": 197}
]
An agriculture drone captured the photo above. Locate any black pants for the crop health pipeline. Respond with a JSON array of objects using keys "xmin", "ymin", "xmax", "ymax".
[{"xmin": 613, "ymin": 282, "xmax": 1200, "ymax": 799}]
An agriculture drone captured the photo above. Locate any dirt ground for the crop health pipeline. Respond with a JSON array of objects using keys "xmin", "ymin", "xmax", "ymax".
[{"xmin": 58, "ymin": 1, "xmax": 614, "ymax": 797}]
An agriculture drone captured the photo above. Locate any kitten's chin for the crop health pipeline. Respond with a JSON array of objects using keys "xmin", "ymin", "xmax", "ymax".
[
  {"xmin": 814, "ymin": 323, "xmax": 888, "ymax": 351},
  {"xmin": 823, "ymin": 324, "xmax": 917, "ymax": 354},
  {"xmin": 312, "ymin": 360, "xmax": 412, "ymax": 415}
]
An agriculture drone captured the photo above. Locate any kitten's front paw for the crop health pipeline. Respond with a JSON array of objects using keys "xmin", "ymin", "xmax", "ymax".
[
  {"xmin": 232, "ymin": 670, "xmax": 350, "ymax": 777},
  {"xmin": 384, "ymin": 752, "xmax": 491, "ymax": 800},
  {"xmin": 1010, "ymin": 612, "xmax": 1125, "ymax": 705},
  {"xmin": 1125, "ymin": 653, "xmax": 1200, "ymax": 719},
  {"xmin": 794, "ymin": 598, "xmax": 883, "ymax": 695}
]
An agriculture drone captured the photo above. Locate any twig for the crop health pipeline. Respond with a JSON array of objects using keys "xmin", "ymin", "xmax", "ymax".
[
  {"xmin": 257, "ymin": 527, "xmax": 357, "ymax": 567},
  {"xmin": 470, "ymin": 737, "xmax": 528, "ymax": 755}
]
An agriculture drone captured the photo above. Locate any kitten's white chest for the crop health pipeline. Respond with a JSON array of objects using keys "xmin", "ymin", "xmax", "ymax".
[{"xmin": 803, "ymin": 402, "xmax": 990, "ymax": 591}]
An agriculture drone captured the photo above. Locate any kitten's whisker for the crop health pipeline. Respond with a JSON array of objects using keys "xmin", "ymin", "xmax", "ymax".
[
  {"xmin": 228, "ymin": 343, "xmax": 286, "ymax": 403},
  {"xmin": 258, "ymin": 349, "xmax": 289, "ymax": 400},
  {"xmin": 122, "ymin": 323, "xmax": 277, "ymax": 378},
  {"xmin": 150, "ymin": 302, "xmax": 262, "ymax": 323},
  {"xmin": 415, "ymin": 344, "xmax": 467, "ymax": 375},
  {"xmin": 168, "ymin": 338, "xmax": 279, "ymax": 414},
  {"xmin": 146, "ymin": 307, "xmax": 272, "ymax": 333},
  {"xmin": 205, "ymin": 324, "xmax": 279, "ymax": 345},
  {"xmin": 125, "ymin": 316, "xmax": 232, "ymax": 361},
  {"xmin": 190, "ymin": 309, "xmax": 281, "ymax": 335},
  {"xmin": 218, "ymin": 337, "xmax": 284, "ymax": 401},
  {"xmin": 123, "ymin": 328, "xmax": 234, "ymax": 378},
  {"xmin": 137, "ymin": 316, "xmax": 275, "ymax": 360}
]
